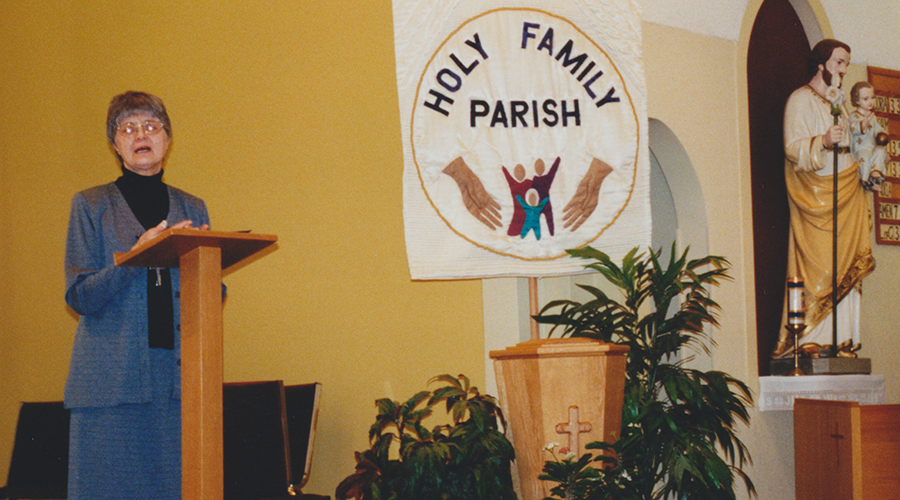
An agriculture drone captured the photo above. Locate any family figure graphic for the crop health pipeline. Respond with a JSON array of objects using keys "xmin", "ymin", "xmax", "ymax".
[
  {"xmin": 503, "ymin": 157, "xmax": 559, "ymax": 240},
  {"xmin": 440, "ymin": 155, "xmax": 614, "ymax": 239}
]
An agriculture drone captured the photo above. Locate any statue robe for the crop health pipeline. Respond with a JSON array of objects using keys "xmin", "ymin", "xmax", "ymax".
[{"xmin": 774, "ymin": 85, "xmax": 875, "ymax": 358}]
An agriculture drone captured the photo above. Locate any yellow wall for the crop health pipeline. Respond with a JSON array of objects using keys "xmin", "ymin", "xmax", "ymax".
[
  {"xmin": 0, "ymin": 1, "xmax": 485, "ymax": 494},
  {"xmin": 4, "ymin": 2, "xmax": 900, "ymax": 499}
]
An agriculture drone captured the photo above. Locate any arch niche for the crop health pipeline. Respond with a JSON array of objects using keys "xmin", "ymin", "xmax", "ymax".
[
  {"xmin": 649, "ymin": 119, "xmax": 708, "ymax": 261},
  {"xmin": 747, "ymin": 0, "xmax": 826, "ymax": 374}
]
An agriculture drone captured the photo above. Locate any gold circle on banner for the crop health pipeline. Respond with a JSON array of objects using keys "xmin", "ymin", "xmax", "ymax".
[{"xmin": 411, "ymin": 8, "xmax": 639, "ymax": 260}]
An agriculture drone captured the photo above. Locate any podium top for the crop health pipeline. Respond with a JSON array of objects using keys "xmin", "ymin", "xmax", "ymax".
[
  {"xmin": 114, "ymin": 229, "xmax": 277, "ymax": 270},
  {"xmin": 489, "ymin": 338, "xmax": 629, "ymax": 360}
]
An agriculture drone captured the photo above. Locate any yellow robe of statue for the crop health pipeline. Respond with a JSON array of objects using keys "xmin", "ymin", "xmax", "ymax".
[{"xmin": 774, "ymin": 85, "xmax": 875, "ymax": 358}]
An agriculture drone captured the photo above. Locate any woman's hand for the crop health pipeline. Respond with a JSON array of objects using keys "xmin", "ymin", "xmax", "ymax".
[{"xmin": 131, "ymin": 220, "xmax": 210, "ymax": 250}]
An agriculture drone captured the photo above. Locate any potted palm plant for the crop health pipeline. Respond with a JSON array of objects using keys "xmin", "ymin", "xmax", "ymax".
[
  {"xmin": 534, "ymin": 245, "xmax": 755, "ymax": 500},
  {"xmin": 335, "ymin": 373, "xmax": 517, "ymax": 500}
]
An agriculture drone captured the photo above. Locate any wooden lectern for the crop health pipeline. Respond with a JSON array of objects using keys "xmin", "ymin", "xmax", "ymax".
[{"xmin": 115, "ymin": 229, "xmax": 277, "ymax": 500}]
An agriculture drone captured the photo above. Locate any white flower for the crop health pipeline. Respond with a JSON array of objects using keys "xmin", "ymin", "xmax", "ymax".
[
  {"xmin": 543, "ymin": 442, "xmax": 559, "ymax": 451},
  {"xmin": 825, "ymin": 72, "xmax": 844, "ymax": 110},
  {"xmin": 824, "ymin": 78, "xmax": 844, "ymax": 116},
  {"xmin": 825, "ymin": 85, "xmax": 844, "ymax": 107}
]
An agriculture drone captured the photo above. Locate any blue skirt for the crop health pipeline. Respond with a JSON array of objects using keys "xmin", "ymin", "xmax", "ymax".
[{"xmin": 68, "ymin": 349, "xmax": 181, "ymax": 500}]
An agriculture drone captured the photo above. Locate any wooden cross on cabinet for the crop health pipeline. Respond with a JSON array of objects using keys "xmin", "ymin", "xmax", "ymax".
[
  {"xmin": 555, "ymin": 405, "xmax": 592, "ymax": 452},
  {"xmin": 830, "ymin": 422, "xmax": 845, "ymax": 467}
]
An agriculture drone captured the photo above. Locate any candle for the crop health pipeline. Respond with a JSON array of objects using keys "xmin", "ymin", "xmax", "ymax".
[{"xmin": 787, "ymin": 277, "xmax": 805, "ymax": 325}]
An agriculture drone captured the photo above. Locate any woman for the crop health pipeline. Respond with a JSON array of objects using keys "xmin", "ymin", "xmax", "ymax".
[{"xmin": 64, "ymin": 91, "xmax": 210, "ymax": 499}]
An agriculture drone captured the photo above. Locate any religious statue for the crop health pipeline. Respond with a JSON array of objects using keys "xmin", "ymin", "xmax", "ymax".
[
  {"xmin": 849, "ymin": 81, "xmax": 888, "ymax": 190},
  {"xmin": 773, "ymin": 39, "xmax": 875, "ymax": 359}
]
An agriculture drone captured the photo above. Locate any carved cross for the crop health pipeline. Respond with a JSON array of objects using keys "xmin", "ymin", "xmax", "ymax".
[
  {"xmin": 830, "ymin": 423, "xmax": 845, "ymax": 467},
  {"xmin": 555, "ymin": 405, "xmax": 592, "ymax": 452}
]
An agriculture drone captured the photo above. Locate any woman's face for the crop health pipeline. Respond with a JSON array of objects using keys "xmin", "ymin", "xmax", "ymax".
[{"xmin": 113, "ymin": 112, "xmax": 170, "ymax": 176}]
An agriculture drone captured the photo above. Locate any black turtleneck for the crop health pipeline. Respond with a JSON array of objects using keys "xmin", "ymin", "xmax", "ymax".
[
  {"xmin": 115, "ymin": 168, "xmax": 175, "ymax": 350},
  {"xmin": 115, "ymin": 167, "xmax": 169, "ymax": 229}
]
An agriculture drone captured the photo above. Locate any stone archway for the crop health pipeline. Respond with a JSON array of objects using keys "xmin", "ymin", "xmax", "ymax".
[
  {"xmin": 647, "ymin": 118, "xmax": 712, "ymax": 369},
  {"xmin": 649, "ymin": 118, "xmax": 709, "ymax": 260}
]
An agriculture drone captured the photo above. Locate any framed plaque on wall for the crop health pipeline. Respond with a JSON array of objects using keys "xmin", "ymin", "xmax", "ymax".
[{"xmin": 868, "ymin": 67, "xmax": 900, "ymax": 245}]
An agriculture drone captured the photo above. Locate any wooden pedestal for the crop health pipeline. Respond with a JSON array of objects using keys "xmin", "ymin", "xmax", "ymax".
[{"xmin": 490, "ymin": 338, "xmax": 628, "ymax": 500}]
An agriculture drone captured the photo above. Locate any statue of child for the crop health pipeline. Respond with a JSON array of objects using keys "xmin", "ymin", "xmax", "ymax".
[{"xmin": 849, "ymin": 81, "xmax": 888, "ymax": 190}]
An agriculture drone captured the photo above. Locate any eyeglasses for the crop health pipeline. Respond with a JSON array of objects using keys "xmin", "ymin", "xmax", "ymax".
[{"xmin": 117, "ymin": 120, "xmax": 165, "ymax": 137}]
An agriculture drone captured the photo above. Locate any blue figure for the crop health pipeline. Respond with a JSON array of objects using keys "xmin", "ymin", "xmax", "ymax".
[{"xmin": 517, "ymin": 189, "xmax": 549, "ymax": 240}]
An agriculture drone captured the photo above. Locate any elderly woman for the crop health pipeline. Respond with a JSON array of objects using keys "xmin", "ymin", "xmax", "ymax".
[{"xmin": 64, "ymin": 91, "xmax": 210, "ymax": 499}]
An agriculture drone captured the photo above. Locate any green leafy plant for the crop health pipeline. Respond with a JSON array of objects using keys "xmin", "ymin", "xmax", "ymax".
[
  {"xmin": 535, "ymin": 245, "xmax": 755, "ymax": 500},
  {"xmin": 335, "ymin": 374, "xmax": 516, "ymax": 500}
]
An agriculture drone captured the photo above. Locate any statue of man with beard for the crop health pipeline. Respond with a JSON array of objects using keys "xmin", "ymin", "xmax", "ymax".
[{"xmin": 773, "ymin": 39, "xmax": 875, "ymax": 359}]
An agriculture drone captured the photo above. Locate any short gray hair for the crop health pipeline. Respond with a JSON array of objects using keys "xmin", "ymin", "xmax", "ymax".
[{"xmin": 106, "ymin": 91, "xmax": 172, "ymax": 144}]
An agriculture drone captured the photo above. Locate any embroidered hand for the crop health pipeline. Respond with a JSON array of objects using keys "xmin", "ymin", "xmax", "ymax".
[
  {"xmin": 562, "ymin": 158, "xmax": 613, "ymax": 231},
  {"xmin": 442, "ymin": 156, "xmax": 502, "ymax": 230}
]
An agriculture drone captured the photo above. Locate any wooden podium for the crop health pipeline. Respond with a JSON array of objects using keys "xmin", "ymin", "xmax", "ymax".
[
  {"xmin": 115, "ymin": 229, "xmax": 277, "ymax": 500},
  {"xmin": 490, "ymin": 338, "xmax": 628, "ymax": 500},
  {"xmin": 794, "ymin": 398, "xmax": 900, "ymax": 500}
]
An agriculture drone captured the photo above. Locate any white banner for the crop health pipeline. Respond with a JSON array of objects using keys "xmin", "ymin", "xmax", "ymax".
[{"xmin": 395, "ymin": 1, "xmax": 649, "ymax": 279}]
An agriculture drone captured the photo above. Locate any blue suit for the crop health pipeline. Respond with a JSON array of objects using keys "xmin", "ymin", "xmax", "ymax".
[
  {"xmin": 64, "ymin": 181, "xmax": 209, "ymax": 499},
  {"xmin": 64, "ymin": 181, "xmax": 209, "ymax": 407}
]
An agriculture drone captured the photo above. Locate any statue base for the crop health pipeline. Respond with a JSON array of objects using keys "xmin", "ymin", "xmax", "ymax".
[{"xmin": 770, "ymin": 357, "xmax": 871, "ymax": 376}]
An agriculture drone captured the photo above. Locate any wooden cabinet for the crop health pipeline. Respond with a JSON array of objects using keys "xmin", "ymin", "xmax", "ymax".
[{"xmin": 794, "ymin": 398, "xmax": 900, "ymax": 499}]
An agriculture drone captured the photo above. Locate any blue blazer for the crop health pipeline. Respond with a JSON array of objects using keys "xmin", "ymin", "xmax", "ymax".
[{"xmin": 64, "ymin": 182, "xmax": 210, "ymax": 408}]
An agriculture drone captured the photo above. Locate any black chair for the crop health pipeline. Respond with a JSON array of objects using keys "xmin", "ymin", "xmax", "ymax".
[
  {"xmin": 0, "ymin": 387, "xmax": 325, "ymax": 500},
  {"xmin": 284, "ymin": 383, "xmax": 321, "ymax": 494},
  {"xmin": 223, "ymin": 381, "xmax": 326, "ymax": 500},
  {"xmin": 0, "ymin": 402, "xmax": 70, "ymax": 500}
]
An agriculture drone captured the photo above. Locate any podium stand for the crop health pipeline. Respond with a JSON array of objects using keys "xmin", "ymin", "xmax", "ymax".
[
  {"xmin": 490, "ymin": 338, "xmax": 628, "ymax": 500},
  {"xmin": 115, "ymin": 229, "xmax": 277, "ymax": 500}
]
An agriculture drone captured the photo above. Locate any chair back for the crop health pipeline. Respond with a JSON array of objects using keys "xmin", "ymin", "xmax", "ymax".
[
  {"xmin": 223, "ymin": 381, "xmax": 291, "ymax": 500},
  {"xmin": 2, "ymin": 401, "xmax": 70, "ymax": 500},
  {"xmin": 284, "ymin": 383, "xmax": 322, "ymax": 491}
]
